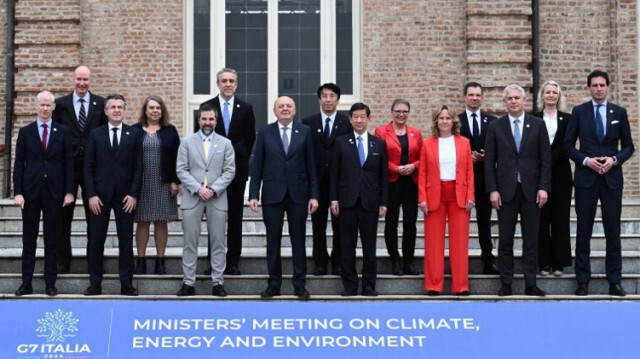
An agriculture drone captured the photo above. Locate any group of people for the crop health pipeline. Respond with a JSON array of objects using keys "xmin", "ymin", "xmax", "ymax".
[{"xmin": 12, "ymin": 66, "xmax": 634, "ymax": 299}]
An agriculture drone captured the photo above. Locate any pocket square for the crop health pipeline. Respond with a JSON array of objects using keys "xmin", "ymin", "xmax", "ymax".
[
  {"xmin": 611, "ymin": 120, "xmax": 619, "ymax": 125},
  {"xmin": 372, "ymin": 152, "xmax": 380, "ymax": 156}
]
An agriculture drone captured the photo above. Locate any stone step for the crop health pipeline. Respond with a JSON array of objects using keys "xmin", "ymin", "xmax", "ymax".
[{"xmin": 2, "ymin": 247, "xmax": 638, "ymax": 275}]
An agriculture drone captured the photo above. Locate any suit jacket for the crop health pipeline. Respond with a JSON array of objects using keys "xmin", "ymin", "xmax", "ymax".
[
  {"xmin": 13, "ymin": 121, "xmax": 75, "ymax": 202},
  {"xmin": 83, "ymin": 124, "xmax": 143, "ymax": 203},
  {"xmin": 249, "ymin": 121, "xmax": 319, "ymax": 205},
  {"xmin": 52, "ymin": 92, "xmax": 108, "ymax": 158},
  {"xmin": 417, "ymin": 135, "xmax": 474, "ymax": 211},
  {"xmin": 176, "ymin": 132, "xmax": 236, "ymax": 210},
  {"xmin": 374, "ymin": 122, "xmax": 422, "ymax": 183},
  {"xmin": 330, "ymin": 133, "xmax": 389, "ymax": 211},
  {"xmin": 132, "ymin": 123, "xmax": 181, "ymax": 184},
  {"xmin": 484, "ymin": 114, "xmax": 552, "ymax": 202},
  {"xmin": 302, "ymin": 112, "xmax": 352, "ymax": 183},
  {"xmin": 459, "ymin": 111, "xmax": 497, "ymax": 153},
  {"xmin": 533, "ymin": 110, "xmax": 572, "ymax": 185},
  {"xmin": 564, "ymin": 101, "xmax": 635, "ymax": 189},
  {"xmin": 200, "ymin": 95, "xmax": 256, "ymax": 183}
]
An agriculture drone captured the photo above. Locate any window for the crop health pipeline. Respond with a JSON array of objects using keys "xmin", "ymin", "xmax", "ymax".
[{"xmin": 185, "ymin": 0, "xmax": 361, "ymax": 133}]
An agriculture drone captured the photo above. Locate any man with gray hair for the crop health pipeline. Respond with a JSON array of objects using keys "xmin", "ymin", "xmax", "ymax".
[{"xmin": 484, "ymin": 84, "xmax": 551, "ymax": 296}]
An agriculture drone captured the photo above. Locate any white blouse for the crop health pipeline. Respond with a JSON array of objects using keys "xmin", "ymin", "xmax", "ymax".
[{"xmin": 438, "ymin": 136, "xmax": 456, "ymax": 180}]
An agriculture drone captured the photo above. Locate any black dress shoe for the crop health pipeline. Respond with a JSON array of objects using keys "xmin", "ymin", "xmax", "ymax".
[
  {"xmin": 224, "ymin": 265, "xmax": 241, "ymax": 275},
  {"xmin": 260, "ymin": 286, "xmax": 281, "ymax": 298},
  {"xmin": 176, "ymin": 284, "xmax": 195, "ymax": 296},
  {"xmin": 84, "ymin": 285, "xmax": 102, "ymax": 296},
  {"xmin": 426, "ymin": 290, "xmax": 440, "ymax": 296},
  {"xmin": 483, "ymin": 262, "xmax": 500, "ymax": 275},
  {"xmin": 45, "ymin": 285, "xmax": 58, "ymax": 296},
  {"xmin": 341, "ymin": 289, "xmax": 357, "ymax": 296},
  {"xmin": 455, "ymin": 290, "xmax": 470, "ymax": 296},
  {"xmin": 121, "ymin": 284, "xmax": 139, "ymax": 296},
  {"xmin": 331, "ymin": 266, "xmax": 342, "ymax": 276},
  {"xmin": 313, "ymin": 266, "xmax": 328, "ymax": 276},
  {"xmin": 391, "ymin": 260, "xmax": 403, "ymax": 276},
  {"xmin": 403, "ymin": 263, "xmax": 422, "ymax": 275},
  {"xmin": 524, "ymin": 286, "xmax": 546, "ymax": 297},
  {"xmin": 294, "ymin": 287, "xmax": 310, "ymax": 300},
  {"xmin": 362, "ymin": 289, "xmax": 378, "ymax": 297},
  {"xmin": 212, "ymin": 284, "xmax": 228, "ymax": 297},
  {"xmin": 575, "ymin": 284, "xmax": 589, "ymax": 296},
  {"xmin": 57, "ymin": 264, "xmax": 70, "ymax": 274},
  {"xmin": 15, "ymin": 283, "xmax": 33, "ymax": 296},
  {"xmin": 497, "ymin": 284, "xmax": 512, "ymax": 296},
  {"xmin": 609, "ymin": 284, "xmax": 627, "ymax": 297}
]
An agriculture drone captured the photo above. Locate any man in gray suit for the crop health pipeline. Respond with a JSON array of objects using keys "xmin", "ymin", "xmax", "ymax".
[
  {"xmin": 176, "ymin": 103, "xmax": 235, "ymax": 297},
  {"xmin": 485, "ymin": 84, "xmax": 551, "ymax": 297}
]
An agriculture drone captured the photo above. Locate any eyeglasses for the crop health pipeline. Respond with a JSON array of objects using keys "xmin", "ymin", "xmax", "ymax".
[{"xmin": 393, "ymin": 110, "xmax": 410, "ymax": 115}]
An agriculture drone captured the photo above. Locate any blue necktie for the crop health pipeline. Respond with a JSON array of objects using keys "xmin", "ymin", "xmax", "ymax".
[
  {"xmin": 595, "ymin": 104, "xmax": 605, "ymax": 143},
  {"xmin": 324, "ymin": 117, "xmax": 331, "ymax": 140},
  {"xmin": 513, "ymin": 119, "xmax": 521, "ymax": 152},
  {"xmin": 282, "ymin": 127, "xmax": 289, "ymax": 154},
  {"xmin": 78, "ymin": 98, "xmax": 87, "ymax": 130},
  {"xmin": 223, "ymin": 101, "xmax": 231, "ymax": 135},
  {"xmin": 357, "ymin": 136, "xmax": 365, "ymax": 166}
]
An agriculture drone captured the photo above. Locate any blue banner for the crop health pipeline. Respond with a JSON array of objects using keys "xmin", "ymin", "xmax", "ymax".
[{"xmin": 0, "ymin": 300, "xmax": 637, "ymax": 358}]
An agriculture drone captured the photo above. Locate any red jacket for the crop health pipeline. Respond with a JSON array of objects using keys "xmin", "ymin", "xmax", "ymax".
[{"xmin": 374, "ymin": 122, "xmax": 423, "ymax": 183}]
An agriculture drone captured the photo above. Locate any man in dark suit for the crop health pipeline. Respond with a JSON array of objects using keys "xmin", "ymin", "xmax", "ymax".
[
  {"xmin": 249, "ymin": 96, "xmax": 319, "ymax": 300},
  {"xmin": 330, "ymin": 102, "xmax": 388, "ymax": 296},
  {"xmin": 200, "ymin": 67, "xmax": 256, "ymax": 275},
  {"xmin": 52, "ymin": 65, "xmax": 108, "ymax": 273},
  {"xmin": 302, "ymin": 83, "xmax": 352, "ymax": 276},
  {"xmin": 13, "ymin": 91, "xmax": 75, "ymax": 296},
  {"xmin": 564, "ymin": 70, "xmax": 635, "ymax": 297},
  {"xmin": 458, "ymin": 82, "xmax": 499, "ymax": 275},
  {"xmin": 83, "ymin": 94, "xmax": 143, "ymax": 296},
  {"xmin": 485, "ymin": 84, "xmax": 551, "ymax": 296}
]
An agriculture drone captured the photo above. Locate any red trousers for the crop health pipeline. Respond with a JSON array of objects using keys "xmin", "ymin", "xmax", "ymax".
[{"xmin": 424, "ymin": 181, "xmax": 470, "ymax": 293}]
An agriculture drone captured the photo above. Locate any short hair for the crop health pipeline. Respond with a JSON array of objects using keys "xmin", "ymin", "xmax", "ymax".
[
  {"xmin": 503, "ymin": 84, "xmax": 526, "ymax": 99},
  {"xmin": 391, "ymin": 98, "xmax": 411, "ymax": 112},
  {"xmin": 536, "ymin": 80, "xmax": 566, "ymax": 111},
  {"xmin": 349, "ymin": 102, "xmax": 370, "ymax": 117},
  {"xmin": 138, "ymin": 95, "xmax": 170, "ymax": 127},
  {"xmin": 36, "ymin": 91, "xmax": 55, "ymax": 103},
  {"xmin": 463, "ymin": 82, "xmax": 483, "ymax": 95},
  {"xmin": 197, "ymin": 103, "xmax": 217, "ymax": 120},
  {"xmin": 587, "ymin": 70, "xmax": 610, "ymax": 86},
  {"xmin": 430, "ymin": 105, "xmax": 461, "ymax": 137},
  {"xmin": 216, "ymin": 67, "xmax": 238, "ymax": 82},
  {"xmin": 317, "ymin": 83, "xmax": 341, "ymax": 99},
  {"xmin": 105, "ymin": 93, "xmax": 126, "ymax": 108}
]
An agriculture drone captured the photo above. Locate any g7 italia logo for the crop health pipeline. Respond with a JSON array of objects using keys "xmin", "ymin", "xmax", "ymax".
[{"xmin": 16, "ymin": 309, "xmax": 92, "ymax": 356}]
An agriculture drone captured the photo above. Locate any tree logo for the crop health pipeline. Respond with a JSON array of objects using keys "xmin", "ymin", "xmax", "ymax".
[{"xmin": 36, "ymin": 309, "xmax": 79, "ymax": 342}]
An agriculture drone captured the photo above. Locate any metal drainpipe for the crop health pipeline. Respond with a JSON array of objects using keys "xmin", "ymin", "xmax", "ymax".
[
  {"xmin": 531, "ymin": 0, "xmax": 540, "ymax": 112},
  {"xmin": 3, "ymin": 0, "xmax": 14, "ymax": 198}
]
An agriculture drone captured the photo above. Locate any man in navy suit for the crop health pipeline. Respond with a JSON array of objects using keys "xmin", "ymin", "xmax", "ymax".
[
  {"xmin": 330, "ymin": 102, "xmax": 389, "ymax": 296},
  {"xmin": 458, "ymin": 82, "xmax": 499, "ymax": 275},
  {"xmin": 249, "ymin": 96, "xmax": 319, "ymax": 300},
  {"xmin": 13, "ymin": 91, "xmax": 75, "ymax": 296},
  {"xmin": 302, "ymin": 83, "xmax": 352, "ymax": 276},
  {"xmin": 564, "ymin": 70, "xmax": 635, "ymax": 296},
  {"xmin": 83, "ymin": 94, "xmax": 143, "ymax": 296},
  {"xmin": 485, "ymin": 84, "xmax": 551, "ymax": 297},
  {"xmin": 200, "ymin": 68, "xmax": 256, "ymax": 275},
  {"xmin": 52, "ymin": 65, "xmax": 108, "ymax": 273}
]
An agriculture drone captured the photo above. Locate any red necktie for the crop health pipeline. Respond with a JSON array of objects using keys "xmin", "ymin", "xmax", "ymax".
[{"xmin": 42, "ymin": 123, "xmax": 48, "ymax": 152}]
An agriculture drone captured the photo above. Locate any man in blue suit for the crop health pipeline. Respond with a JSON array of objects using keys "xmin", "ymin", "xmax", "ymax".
[
  {"xmin": 564, "ymin": 70, "xmax": 635, "ymax": 296},
  {"xmin": 13, "ymin": 91, "xmax": 75, "ymax": 296},
  {"xmin": 83, "ymin": 94, "xmax": 143, "ymax": 296},
  {"xmin": 249, "ymin": 96, "xmax": 319, "ymax": 300}
]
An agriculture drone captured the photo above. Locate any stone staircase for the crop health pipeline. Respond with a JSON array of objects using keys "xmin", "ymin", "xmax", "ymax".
[{"xmin": 1, "ymin": 199, "xmax": 639, "ymax": 300}]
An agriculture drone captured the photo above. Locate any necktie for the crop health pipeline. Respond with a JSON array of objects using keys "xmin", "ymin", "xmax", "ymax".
[
  {"xmin": 223, "ymin": 101, "xmax": 231, "ymax": 135},
  {"xmin": 282, "ymin": 127, "xmax": 289, "ymax": 154},
  {"xmin": 78, "ymin": 98, "xmax": 87, "ymax": 130},
  {"xmin": 357, "ymin": 136, "xmax": 365, "ymax": 166},
  {"xmin": 41, "ymin": 124, "xmax": 48, "ymax": 152},
  {"xmin": 203, "ymin": 137, "xmax": 210, "ymax": 186},
  {"xmin": 595, "ymin": 104, "xmax": 605, "ymax": 143},
  {"xmin": 471, "ymin": 113, "xmax": 480, "ymax": 148},
  {"xmin": 324, "ymin": 117, "xmax": 331, "ymax": 140},
  {"xmin": 513, "ymin": 119, "xmax": 521, "ymax": 152},
  {"xmin": 112, "ymin": 127, "xmax": 119, "ymax": 153}
]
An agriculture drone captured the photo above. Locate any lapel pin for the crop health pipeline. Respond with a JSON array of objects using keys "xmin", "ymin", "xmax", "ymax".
[
  {"xmin": 317, "ymin": 128, "xmax": 321, "ymax": 133},
  {"xmin": 609, "ymin": 110, "xmax": 613, "ymax": 113},
  {"xmin": 237, "ymin": 104, "xmax": 240, "ymax": 108},
  {"xmin": 53, "ymin": 127, "xmax": 57, "ymax": 132},
  {"xmin": 349, "ymin": 139, "xmax": 354, "ymax": 144},
  {"xmin": 526, "ymin": 124, "xmax": 530, "ymax": 128},
  {"xmin": 559, "ymin": 117, "xmax": 563, "ymax": 121},
  {"xmin": 295, "ymin": 129, "xmax": 299, "ymax": 134},
  {"xmin": 410, "ymin": 132, "xmax": 414, "ymax": 136},
  {"xmin": 93, "ymin": 102, "xmax": 97, "ymax": 106},
  {"xmin": 483, "ymin": 118, "xmax": 487, "ymax": 123},
  {"xmin": 126, "ymin": 131, "xmax": 130, "ymax": 135}
]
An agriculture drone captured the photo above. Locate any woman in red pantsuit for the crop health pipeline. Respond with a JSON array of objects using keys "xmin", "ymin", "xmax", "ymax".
[{"xmin": 418, "ymin": 106, "xmax": 474, "ymax": 296}]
